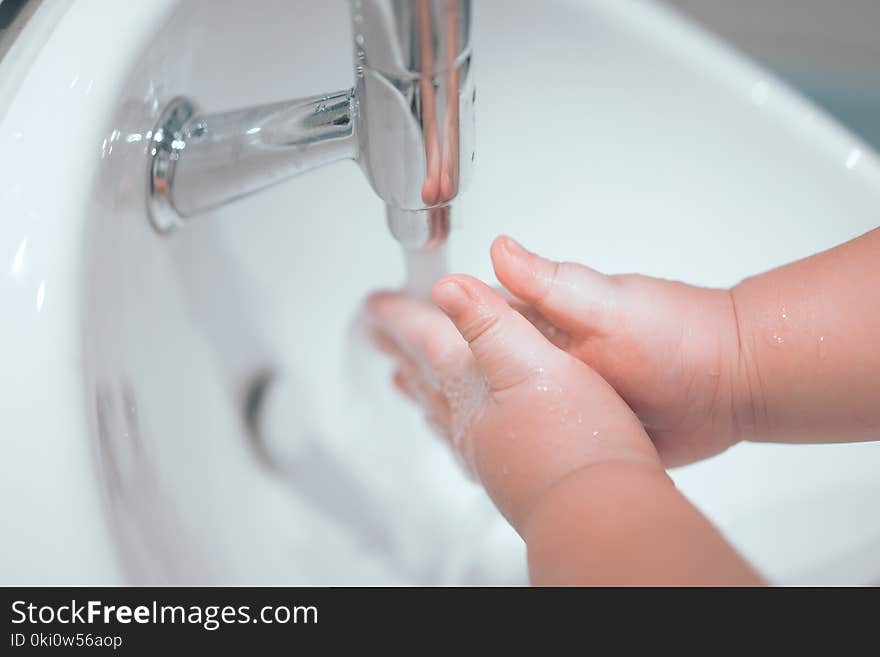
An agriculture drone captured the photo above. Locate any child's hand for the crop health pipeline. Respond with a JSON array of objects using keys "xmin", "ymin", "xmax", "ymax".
[
  {"xmin": 491, "ymin": 236, "xmax": 744, "ymax": 467},
  {"xmin": 366, "ymin": 275, "xmax": 663, "ymax": 529},
  {"xmin": 366, "ymin": 272, "xmax": 760, "ymax": 584}
]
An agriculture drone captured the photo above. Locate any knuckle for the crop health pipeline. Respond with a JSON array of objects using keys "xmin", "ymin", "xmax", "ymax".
[{"xmin": 462, "ymin": 307, "xmax": 504, "ymax": 347}]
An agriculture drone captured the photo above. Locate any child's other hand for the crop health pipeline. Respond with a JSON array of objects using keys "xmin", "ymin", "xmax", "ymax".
[
  {"xmin": 366, "ymin": 275, "xmax": 663, "ymax": 530},
  {"xmin": 491, "ymin": 236, "xmax": 744, "ymax": 467}
]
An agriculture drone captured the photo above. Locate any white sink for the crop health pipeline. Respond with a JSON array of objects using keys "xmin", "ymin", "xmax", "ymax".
[{"xmin": 2, "ymin": 0, "xmax": 879, "ymax": 585}]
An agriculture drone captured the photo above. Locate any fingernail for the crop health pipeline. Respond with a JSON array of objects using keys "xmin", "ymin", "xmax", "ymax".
[
  {"xmin": 433, "ymin": 280, "xmax": 471, "ymax": 315},
  {"xmin": 502, "ymin": 236, "xmax": 529, "ymax": 260}
]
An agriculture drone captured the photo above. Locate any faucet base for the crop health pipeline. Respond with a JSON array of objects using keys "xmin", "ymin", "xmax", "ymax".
[{"xmin": 147, "ymin": 96, "xmax": 198, "ymax": 233}]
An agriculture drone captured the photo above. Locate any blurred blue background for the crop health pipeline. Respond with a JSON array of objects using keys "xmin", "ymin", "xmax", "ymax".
[{"xmin": 665, "ymin": 0, "xmax": 880, "ymax": 151}]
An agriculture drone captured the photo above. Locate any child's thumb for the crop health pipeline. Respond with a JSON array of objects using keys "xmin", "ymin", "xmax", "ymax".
[
  {"xmin": 432, "ymin": 274, "xmax": 562, "ymax": 395},
  {"xmin": 491, "ymin": 236, "xmax": 616, "ymax": 334}
]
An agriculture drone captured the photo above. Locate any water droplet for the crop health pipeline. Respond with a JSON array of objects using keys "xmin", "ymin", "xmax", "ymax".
[
  {"xmin": 592, "ymin": 430, "xmax": 600, "ymax": 438},
  {"xmin": 355, "ymin": 33, "xmax": 365, "ymax": 46},
  {"xmin": 818, "ymin": 335, "xmax": 827, "ymax": 360}
]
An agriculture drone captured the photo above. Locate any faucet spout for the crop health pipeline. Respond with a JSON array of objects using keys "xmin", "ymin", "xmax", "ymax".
[{"xmin": 355, "ymin": 0, "xmax": 474, "ymax": 250}]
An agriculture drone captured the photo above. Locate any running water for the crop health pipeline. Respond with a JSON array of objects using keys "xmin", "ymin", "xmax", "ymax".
[
  {"xmin": 259, "ymin": 240, "xmax": 524, "ymax": 584},
  {"xmin": 403, "ymin": 246, "xmax": 448, "ymax": 301},
  {"xmin": 333, "ymin": 277, "xmax": 524, "ymax": 584}
]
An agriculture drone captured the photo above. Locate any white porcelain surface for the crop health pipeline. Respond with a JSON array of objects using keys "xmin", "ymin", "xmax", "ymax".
[{"xmin": 1, "ymin": 0, "xmax": 879, "ymax": 585}]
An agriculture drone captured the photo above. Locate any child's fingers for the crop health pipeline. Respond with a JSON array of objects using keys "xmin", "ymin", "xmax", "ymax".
[
  {"xmin": 431, "ymin": 274, "xmax": 564, "ymax": 395},
  {"xmin": 392, "ymin": 368, "xmax": 416, "ymax": 399},
  {"xmin": 365, "ymin": 290, "xmax": 465, "ymax": 373},
  {"xmin": 369, "ymin": 326, "xmax": 406, "ymax": 358},
  {"xmin": 366, "ymin": 291, "xmax": 444, "ymax": 347},
  {"xmin": 504, "ymin": 296, "xmax": 572, "ymax": 351},
  {"xmin": 490, "ymin": 235, "xmax": 617, "ymax": 335}
]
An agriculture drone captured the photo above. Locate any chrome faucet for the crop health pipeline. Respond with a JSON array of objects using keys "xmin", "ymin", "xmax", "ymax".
[{"xmin": 148, "ymin": 0, "xmax": 473, "ymax": 250}]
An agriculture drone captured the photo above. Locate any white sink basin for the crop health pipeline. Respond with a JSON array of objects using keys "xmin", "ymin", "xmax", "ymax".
[{"xmin": 2, "ymin": 0, "xmax": 879, "ymax": 585}]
